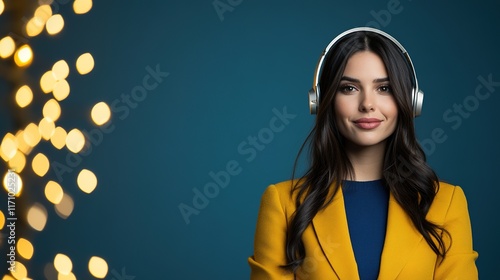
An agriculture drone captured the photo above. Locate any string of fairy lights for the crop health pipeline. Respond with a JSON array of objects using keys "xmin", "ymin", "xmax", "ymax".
[{"xmin": 0, "ymin": 0, "xmax": 111, "ymax": 279}]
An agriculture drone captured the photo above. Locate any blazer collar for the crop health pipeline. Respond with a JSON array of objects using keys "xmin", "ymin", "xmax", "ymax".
[{"xmin": 311, "ymin": 187, "xmax": 423, "ymax": 280}]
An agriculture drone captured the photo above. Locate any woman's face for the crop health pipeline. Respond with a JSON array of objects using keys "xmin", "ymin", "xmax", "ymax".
[{"xmin": 334, "ymin": 51, "xmax": 398, "ymax": 149}]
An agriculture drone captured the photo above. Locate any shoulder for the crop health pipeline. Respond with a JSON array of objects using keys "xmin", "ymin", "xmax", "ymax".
[
  {"xmin": 427, "ymin": 181, "xmax": 470, "ymax": 224},
  {"xmin": 258, "ymin": 180, "xmax": 298, "ymax": 218}
]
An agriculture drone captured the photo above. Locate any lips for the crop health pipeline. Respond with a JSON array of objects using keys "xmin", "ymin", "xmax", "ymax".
[{"xmin": 353, "ymin": 118, "xmax": 382, "ymax": 129}]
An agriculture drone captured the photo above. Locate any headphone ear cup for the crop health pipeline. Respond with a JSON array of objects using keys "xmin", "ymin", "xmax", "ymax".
[
  {"xmin": 309, "ymin": 88, "xmax": 319, "ymax": 114},
  {"xmin": 413, "ymin": 89, "xmax": 424, "ymax": 117}
]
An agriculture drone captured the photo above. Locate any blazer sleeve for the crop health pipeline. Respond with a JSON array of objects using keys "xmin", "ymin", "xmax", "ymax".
[
  {"xmin": 434, "ymin": 186, "xmax": 479, "ymax": 279},
  {"xmin": 248, "ymin": 184, "xmax": 294, "ymax": 280}
]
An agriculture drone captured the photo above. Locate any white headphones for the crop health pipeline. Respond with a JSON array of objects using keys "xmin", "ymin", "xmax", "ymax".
[{"xmin": 308, "ymin": 27, "xmax": 424, "ymax": 117}]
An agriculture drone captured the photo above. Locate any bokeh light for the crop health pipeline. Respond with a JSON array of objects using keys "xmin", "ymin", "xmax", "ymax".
[
  {"xmin": 0, "ymin": 36, "xmax": 15, "ymax": 58},
  {"xmin": 76, "ymin": 52, "xmax": 94, "ymax": 74},
  {"xmin": 3, "ymin": 171, "xmax": 23, "ymax": 196},
  {"xmin": 91, "ymin": 102, "xmax": 111, "ymax": 125},
  {"xmin": 77, "ymin": 169, "xmax": 97, "ymax": 194},
  {"xmin": 58, "ymin": 272, "xmax": 77, "ymax": 280},
  {"xmin": 52, "ymin": 60, "xmax": 69, "ymax": 80},
  {"xmin": 14, "ymin": 44, "xmax": 33, "ymax": 67},
  {"xmin": 73, "ymin": 0, "xmax": 93, "ymax": 14},
  {"xmin": 45, "ymin": 180, "xmax": 64, "ymax": 204},
  {"xmin": 0, "ymin": 0, "xmax": 4, "ymax": 15},
  {"xmin": 15, "ymin": 85, "xmax": 33, "ymax": 108},
  {"xmin": 39, "ymin": 117, "xmax": 56, "ymax": 140},
  {"xmin": 10, "ymin": 261, "xmax": 28, "ymax": 279},
  {"xmin": 15, "ymin": 130, "xmax": 32, "ymax": 155},
  {"xmin": 8, "ymin": 151, "xmax": 26, "ymax": 173},
  {"xmin": 54, "ymin": 253, "xmax": 73, "ymax": 275},
  {"xmin": 0, "ymin": 210, "xmax": 4, "ymax": 229},
  {"xmin": 35, "ymin": 4, "xmax": 52, "ymax": 23},
  {"xmin": 24, "ymin": 123, "xmax": 42, "ymax": 147},
  {"xmin": 50, "ymin": 126, "xmax": 67, "ymax": 150},
  {"xmin": 40, "ymin": 70, "xmax": 57, "ymax": 93},
  {"xmin": 46, "ymin": 14, "xmax": 64, "ymax": 35},
  {"xmin": 55, "ymin": 193, "xmax": 74, "ymax": 219},
  {"xmin": 17, "ymin": 238, "xmax": 34, "ymax": 260},
  {"xmin": 1, "ymin": 133, "xmax": 17, "ymax": 160},
  {"xmin": 43, "ymin": 98, "xmax": 62, "ymax": 122},
  {"xmin": 65, "ymin": 128, "xmax": 85, "ymax": 153},
  {"xmin": 27, "ymin": 203, "xmax": 48, "ymax": 231},
  {"xmin": 53, "ymin": 79, "xmax": 70, "ymax": 101},
  {"xmin": 32, "ymin": 152, "xmax": 50, "ymax": 177},
  {"xmin": 26, "ymin": 17, "xmax": 45, "ymax": 37},
  {"xmin": 88, "ymin": 256, "xmax": 108, "ymax": 278}
]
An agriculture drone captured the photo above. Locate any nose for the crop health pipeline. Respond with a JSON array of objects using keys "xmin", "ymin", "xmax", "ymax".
[{"xmin": 359, "ymin": 92, "xmax": 375, "ymax": 113}]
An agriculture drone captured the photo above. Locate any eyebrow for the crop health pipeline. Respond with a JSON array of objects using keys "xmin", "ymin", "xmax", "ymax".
[{"xmin": 340, "ymin": 76, "xmax": 390, "ymax": 83}]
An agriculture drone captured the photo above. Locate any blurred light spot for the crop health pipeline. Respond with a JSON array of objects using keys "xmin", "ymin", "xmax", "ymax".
[
  {"xmin": 26, "ymin": 17, "xmax": 45, "ymax": 37},
  {"xmin": 0, "ymin": 36, "xmax": 15, "ymax": 58},
  {"xmin": 54, "ymin": 253, "xmax": 72, "ymax": 275},
  {"xmin": 73, "ymin": 0, "xmax": 92, "ymax": 14},
  {"xmin": 0, "ymin": 0, "xmax": 4, "ymax": 15},
  {"xmin": 17, "ymin": 238, "xmax": 34, "ymax": 259},
  {"xmin": 53, "ymin": 79, "xmax": 70, "ymax": 101},
  {"xmin": 15, "ymin": 130, "xmax": 32, "ymax": 155},
  {"xmin": 52, "ymin": 60, "xmax": 69, "ymax": 80},
  {"xmin": 1, "ymin": 133, "xmax": 18, "ymax": 160},
  {"xmin": 39, "ymin": 117, "xmax": 56, "ymax": 140},
  {"xmin": 24, "ymin": 123, "xmax": 41, "ymax": 147},
  {"xmin": 76, "ymin": 52, "xmax": 94, "ymax": 74},
  {"xmin": 3, "ymin": 171, "xmax": 23, "ymax": 196},
  {"xmin": 3, "ymin": 275, "xmax": 16, "ymax": 280},
  {"xmin": 44, "ymin": 263, "xmax": 58, "ymax": 280},
  {"xmin": 40, "ymin": 70, "xmax": 57, "ymax": 93},
  {"xmin": 46, "ymin": 14, "xmax": 64, "ymax": 35},
  {"xmin": 43, "ymin": 98, "xmax": 61, "ymax": 122},
  {"xmin": 27, "ymin": 203, "xmax": 47, "ymax": 231},
  {"xmin": 14, "ymin": 44, "xmax": 33, "ymax": 67},
  {"xmin": 91, "ymin": 102, "xmax": 111, "ymax": 125},
  {"xmin": 55, "ymin": 193, "xmax": 74, "ymax": 219},
  {"xmin": 10, "ymin": 261, "xmax": 27, "ymax": 279},
  {"xmin": 58, "ymin": 272, "xmax": 76, "ymax": 280},
  {"xmin": 0, "ymin": 210, "xmax": 4, "ymax": 229},
  {"xmin": 88, "ymin": 256, "xmax": 108, "ymax": 278},
  {"xmin": 45, "ymin": 180, "xmax": 63, "ymax": 204},
  {"xmin": 8, "ymin": 151, "xmax": 26, "ymax": 173},
  {"xmin": 32, "ymin": 153, "xmax": 49, "ymax": 177},
  {"xmin": 77, "ymin": 169, "xmax": 97, "ymax": 194},
  {"xmin": 15, "ymin": 85, "xmax": 33, "ymax": 108},
  {"xmin": 65, "ymin": 129, "xmax": 85, "ymax": 153},
  {"xmin": 50, "ymin": 127, "xmax": 67, "ymax": 150},
  {"xmin": 35, "ymin": 4, "xmax": 52, "ymax": 23}
]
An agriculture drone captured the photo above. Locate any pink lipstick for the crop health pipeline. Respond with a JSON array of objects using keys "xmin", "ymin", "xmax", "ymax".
[{"xmin": 353, "ymin": 118, "xmax": 382, "ymax": 129}]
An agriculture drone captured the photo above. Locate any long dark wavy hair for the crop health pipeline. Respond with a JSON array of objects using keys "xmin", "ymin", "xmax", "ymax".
[{"xmin": 283, "ymin": 30, "xmax": 450, "ymax": 272}]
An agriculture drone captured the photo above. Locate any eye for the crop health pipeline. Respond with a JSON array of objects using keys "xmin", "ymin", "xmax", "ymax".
[
  {"xmin": 338, "ymin": 84, "xmax": 358, "ymax": 94},
  {"xmin": 378, "ymin": 85, "xmax": 392, "ymax": 93}
]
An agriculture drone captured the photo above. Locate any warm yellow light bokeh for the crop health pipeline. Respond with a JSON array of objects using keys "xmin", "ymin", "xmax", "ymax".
[
  {"xmin": 24, "ymin": 123, "xmax": 42, "ymax": 147},
  {"xmin": 46, "ymin": 14, "xmax": 64, "ymax": 35},
  {"xmin": 58, "ymin": 272, "xmax": 76, "ymax": 280},
  {"xmin": 55, "ymin": 193, "xmax": 74, "ymax": 219},
  {"xmin": 73, "ymin": 0, "xmax": 93, "ymax": 14},
  {"xmin": 0, "ymin": 210, "xmax": 4, "ymax": 229},
  {"xmin": 0, "ymin": 0, "xmax": 4, "ymax": 15},
  {"xmin": 15, "ymin": 130, "xmax": 32, "ymax": 155},
  {"xmin": 54, "ymin": 253, "xmax": 73, "ymax": 275},
  {"xmin": 53, "ymin": 79, "xmax": 70, "ymax": 101},
  {"xmin": 76, "ymin": 52, "xmax": 94, "ymax": 74},
  {"xmin": 0, "ymin": 36, "xmax": 15, "ymax": 58},
  {"xmin": 39, "ymin": 117, "xmax": 56, "ymax": 140},
  {"xmin": 15, "ymin": 85, "xmax": 33, "ymax": 108},
  {"xmin": 8, "ymin": 151, "xmax": 26, "ymax": 173},
  {"xmin": 1, "ymin": 133, "xmax": 18, "ymax": 160},
  {"xmin": 65, "ymin": 128, "xmax": 85, "ymax": 153},
  {"xmin": 77, "ymin": 169, "xmax": 97, "ymax": 194},
  {"xmin": 27, "ymin": 204, "xmax": 47, "ymax": 231},
  {"xmin": 32, "ymin": 153, "xmax": 50, "ymax": 177},
  {"xmin": 91, "ymin": 102, "xmax": 111, "ymax": 125},
  {"xmin": 50, "ymin": 126, "xmax": 67, "ymax": 150},
  {"xmin": 88, "ymin": 256, "xmax": 108, "ymax": 278},
  {"xmin": 52, "ymin": 60, "xmax": 69, "ymax": 80},
  {"xmin": 3, "ymin": 171, "xmax": 23, "ymax": 196},
  {"xmin": 45, "ymin": 180, "xmax": 63, "ymax": 204},
  {"xmin": 43, "ymin": 98, "xmax": 61, "ymax": 122},
  {"xmin": 14, "ymin": 44, "xmax": 33, "ymax": 67},
  {"xmin": 40, "ymin": 70, "xmax": 57, "ymax": 93},
  {"xmin": 17, "ymin": 238, "xmax": 34, "ymax": 260},
  {"xmin": 35, "ymin": 4, "xmax": 53, "ymax": 23},
  {"xmin": 10, "ymin": 261, "xmax": 28, "ymax": 279},
  {"xmin": 26, "ymin": 17, "xmax": 45, "ymax": 37}
]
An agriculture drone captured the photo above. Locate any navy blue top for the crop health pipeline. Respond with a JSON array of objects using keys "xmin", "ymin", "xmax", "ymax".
[{"xmin": 342, "ymin": 179, "xmax": 389, "ymax": 280}]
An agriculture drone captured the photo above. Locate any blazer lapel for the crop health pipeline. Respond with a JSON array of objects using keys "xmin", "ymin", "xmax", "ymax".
[
  {"xmin": 378, "ymin": 194, "xmax": 423, "ymax": 279},
  {"xmin": 311, "ymin": 186, "xmax": 360, "ymax": 280}
]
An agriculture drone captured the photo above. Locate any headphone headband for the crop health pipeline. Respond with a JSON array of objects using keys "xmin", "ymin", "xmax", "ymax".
[{"xmin": 308, "ymin": 27, "xmax": 423, "ymax": 117}]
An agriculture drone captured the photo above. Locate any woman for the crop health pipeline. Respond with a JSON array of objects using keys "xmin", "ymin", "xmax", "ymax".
[{"xmin": 248, "ymin": 27, "xmax": 478, "ymax": 279}]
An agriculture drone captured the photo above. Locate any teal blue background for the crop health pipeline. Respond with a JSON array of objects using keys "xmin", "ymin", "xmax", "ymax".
[{"xmin": 0, "ymin": 0, "xmax": 499, "ymax": 279}]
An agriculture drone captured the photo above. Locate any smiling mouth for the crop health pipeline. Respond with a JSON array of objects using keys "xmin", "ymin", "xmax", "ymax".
[{"xmin": 353, "ymin": 118, "xmax": 382, "ymax": 129}]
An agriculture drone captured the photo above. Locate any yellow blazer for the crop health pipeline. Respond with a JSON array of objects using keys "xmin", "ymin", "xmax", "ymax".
[{"xmin": 248, "ymin": 181, "xmax": 478, "ymax": 279}]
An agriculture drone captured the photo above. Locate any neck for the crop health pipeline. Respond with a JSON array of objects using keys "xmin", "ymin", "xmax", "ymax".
[{"xmin": 344, "ymin": 141, "xmax": 386, "ymax": 181}]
